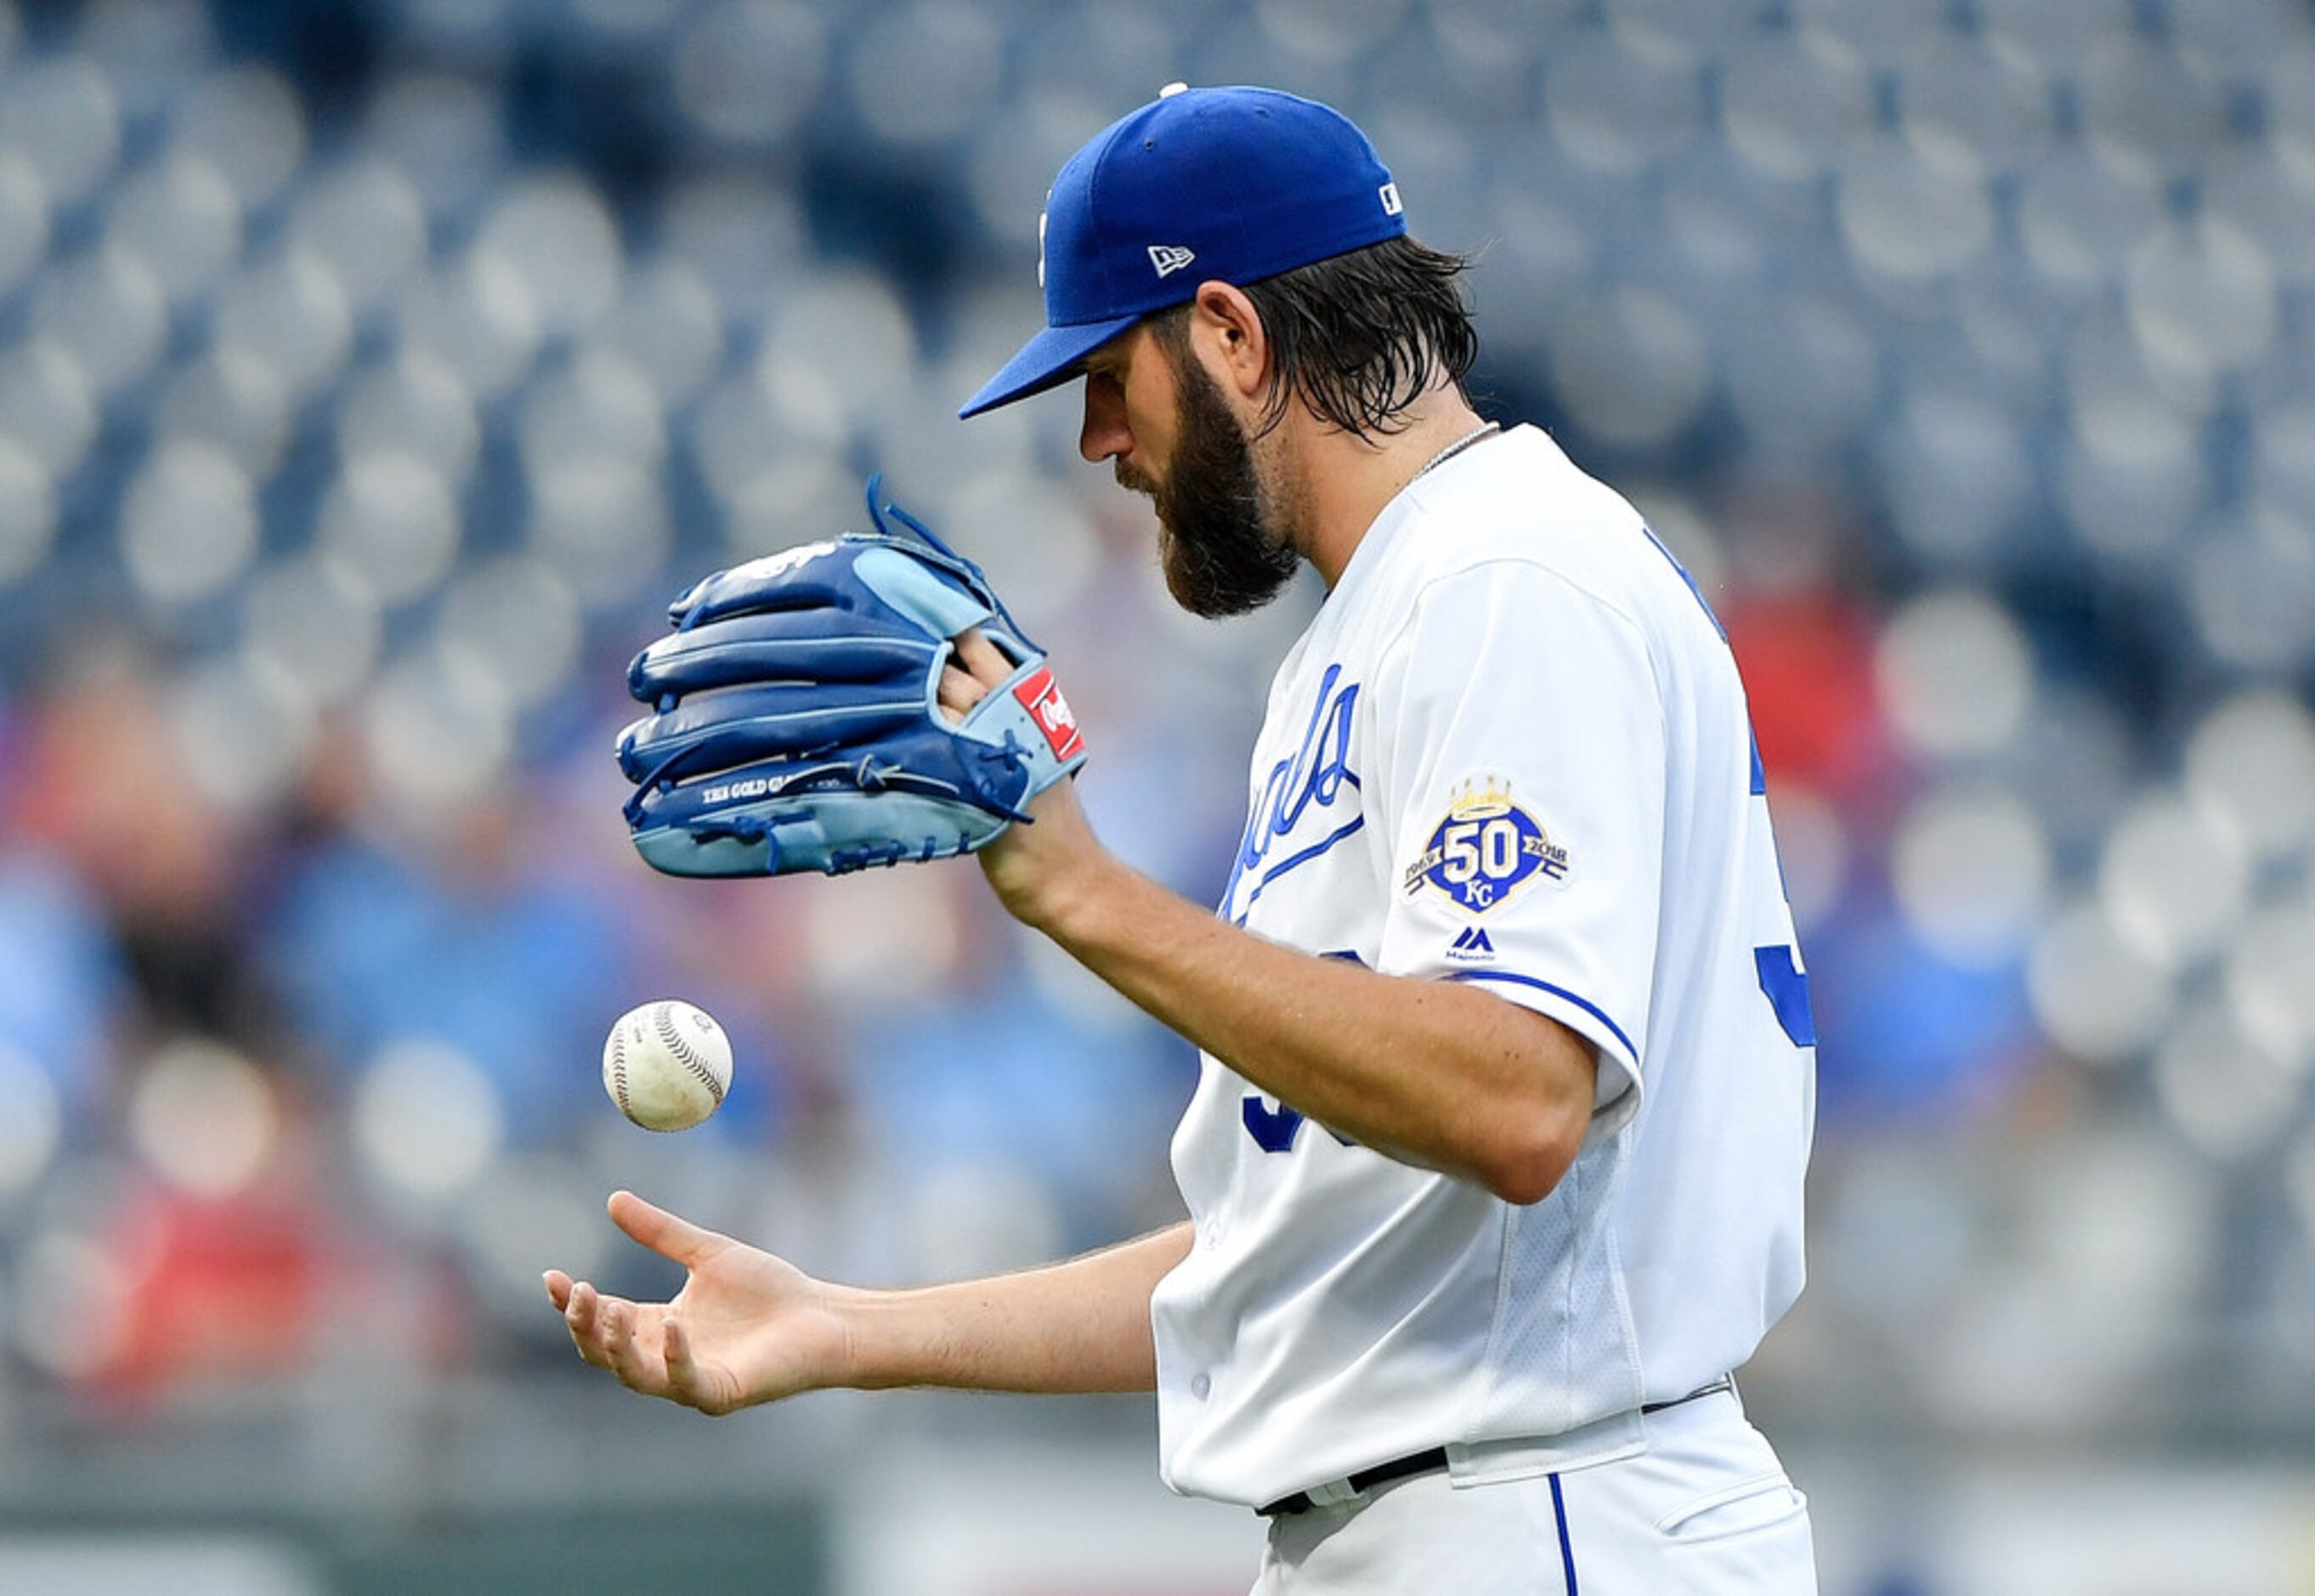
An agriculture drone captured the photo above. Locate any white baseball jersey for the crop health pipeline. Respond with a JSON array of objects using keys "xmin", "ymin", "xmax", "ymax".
[{"xmin": 1149, "ymin": 424, "xmax": 1817, "ymax": 1510}]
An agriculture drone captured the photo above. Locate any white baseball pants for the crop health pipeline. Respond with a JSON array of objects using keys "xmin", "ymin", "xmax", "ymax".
[{"xmin": 1250, "ymin": 1388, "xmax": 1814, "ymax": 1594}]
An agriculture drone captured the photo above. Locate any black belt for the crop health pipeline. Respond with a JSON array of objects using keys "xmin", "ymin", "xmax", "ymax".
[{"xmin": 1256, "ymin": 1377, "xmax": 1735, "ymax": 1517}]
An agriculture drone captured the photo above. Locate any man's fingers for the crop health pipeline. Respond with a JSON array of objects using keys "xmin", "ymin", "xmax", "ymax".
[
  {"xmin": 938, "ymin": 664, "xmax": 988, "ymax": 723},
  {"xmin": 661, "ymin": 1316, "xmax": 710, "ymax": 1412},
  {"xmin": 608, "ymin": 1190, "xmax": 721, "ymax": 1269},
  {"xmin": 567, "ymin": 1278, "xmax": 596, "ymax": 1335},
  {"xmin": 565, "ymin": 1280, "xmax": 609, "ymax": 1367},
  {"xmin": 543, "ymin": 1270, "xmax": 572, "ymax": 1310},
  {"xmin": 951, "ymin": 627, "xmax": 1013, "ymax": 690},
  {"xmin": 603, "ymin": 1300, "xmax": 655, "ymax": 1392}
]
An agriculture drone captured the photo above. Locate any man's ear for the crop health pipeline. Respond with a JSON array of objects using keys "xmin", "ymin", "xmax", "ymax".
[{"xmin": 1187, "ymin": 282, "xmax": 1271, "ymax": 403}]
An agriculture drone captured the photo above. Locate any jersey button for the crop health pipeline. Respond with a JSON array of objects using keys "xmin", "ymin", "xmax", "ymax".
[{"xmin": 1190, "ymin": 1372, "xmax": 1211, "ymax": 1400}]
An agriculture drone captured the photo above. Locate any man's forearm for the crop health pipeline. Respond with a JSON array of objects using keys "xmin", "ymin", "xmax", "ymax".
[
  {"xmin": 838, "ymin": 1221, "xmax": 1191, "ymax": 1394},
  {"xmin": 1033, "ymin": 854, "xmax": 1597, "ymax": 1205}
]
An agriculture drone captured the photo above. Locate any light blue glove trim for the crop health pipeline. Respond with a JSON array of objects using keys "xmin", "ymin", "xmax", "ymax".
[
  {"xmin": 952, "ymin": 654, "xmax": 1087, "ymax": 800},
  {"xmin": 632, "ymin": 793, "xmax": 1010, "ymax": 877},
  {"xmin": 852, "ymin": 546, "xmax": 996, "ymax": 642}
]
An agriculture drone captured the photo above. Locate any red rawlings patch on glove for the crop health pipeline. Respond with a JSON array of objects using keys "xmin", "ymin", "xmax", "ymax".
[{"xmin": 1013, "ymin": 665, "xmax": 1086, "ymax": 761}]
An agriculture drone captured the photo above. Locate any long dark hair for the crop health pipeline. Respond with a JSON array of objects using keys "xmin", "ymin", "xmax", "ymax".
[{"xmin": 1154, "ymin": 234, "xmax": 1480, "ymax": 439}]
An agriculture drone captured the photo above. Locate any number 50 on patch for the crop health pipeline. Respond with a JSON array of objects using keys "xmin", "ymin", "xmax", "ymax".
[{"xmin": 1403, "ymin": 778, "xmax": 1570, "ymax": 914}]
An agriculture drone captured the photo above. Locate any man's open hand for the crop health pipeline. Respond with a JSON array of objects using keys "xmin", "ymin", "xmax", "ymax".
[{"xmin": 544, "ymin": 1191, "xmax": 853, "ymax": 1415}]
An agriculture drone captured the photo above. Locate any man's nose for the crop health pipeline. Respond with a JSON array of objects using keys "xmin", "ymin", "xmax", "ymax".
[{"xmin": 1079, "ymin": 377, "xmax": 1130, "ymax": 464}]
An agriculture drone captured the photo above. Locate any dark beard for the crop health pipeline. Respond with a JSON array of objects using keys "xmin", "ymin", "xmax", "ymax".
[{"xmin": 1126, "ymin": 355, "xmax": 1299, "ymax": 620}]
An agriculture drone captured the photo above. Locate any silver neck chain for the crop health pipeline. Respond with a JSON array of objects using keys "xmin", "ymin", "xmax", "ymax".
[{"xmin": 1412, "ymin": 421, "xmax": 1502, "ymax": 483}]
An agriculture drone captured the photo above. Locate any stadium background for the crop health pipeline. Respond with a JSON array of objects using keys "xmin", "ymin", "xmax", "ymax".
[{"xmin": 0, "ymin": 0, "xmax": 2310, "ymax": 1590}]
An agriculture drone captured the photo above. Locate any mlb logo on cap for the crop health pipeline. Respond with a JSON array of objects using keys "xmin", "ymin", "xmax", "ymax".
[{"xmin": 959, "ymin": 85, "xmax": 1410, "ymax": 418}]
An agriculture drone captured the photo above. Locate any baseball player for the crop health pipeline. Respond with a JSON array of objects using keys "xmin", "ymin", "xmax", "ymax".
[{"xmin": 549, "ymin": 85, "xmax": 1818, "ymax": 1593}]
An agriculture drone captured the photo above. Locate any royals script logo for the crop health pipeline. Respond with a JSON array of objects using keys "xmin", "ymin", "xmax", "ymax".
[{"xmin": 1220, "ymin": 664, "xmax": 1362, "ymax": 923}]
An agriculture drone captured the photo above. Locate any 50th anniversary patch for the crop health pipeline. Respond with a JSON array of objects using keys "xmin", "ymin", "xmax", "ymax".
[{"xmin": 1403, "ymin": 778, "xmax": 1569, "ymax": 913}]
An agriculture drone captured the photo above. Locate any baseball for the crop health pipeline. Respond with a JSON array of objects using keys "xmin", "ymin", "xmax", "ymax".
[{"xmin": 603, "ymin": 999, "xmax": 732, "ymax": 1132}]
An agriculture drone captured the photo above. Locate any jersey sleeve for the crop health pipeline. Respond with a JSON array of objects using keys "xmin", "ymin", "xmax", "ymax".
[{"xmin": 1368, "ymin": 559, "xmax": 1664, "ymax": 1138}]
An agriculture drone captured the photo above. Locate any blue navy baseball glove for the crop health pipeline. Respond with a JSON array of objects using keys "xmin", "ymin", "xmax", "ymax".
[{"xmin": 616, "ymin": 479, "xmax": 1088, "ymax": 878}]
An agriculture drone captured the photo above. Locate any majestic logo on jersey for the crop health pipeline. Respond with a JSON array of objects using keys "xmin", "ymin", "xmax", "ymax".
[
  {"xmin": 1147, "ymin": 244, "xmax": 1197, "ymax": 278},
  {"xmin": 1403, "ymin": 778, "xmax": 1567, "ymax": 913},
  {"xmin": 1220, "ymin": 663, "xmax": 1361, "ymax": 924},
  {"xmin": 1446, "ymin": 925, "xmax": 1496, "ymax": 962}
]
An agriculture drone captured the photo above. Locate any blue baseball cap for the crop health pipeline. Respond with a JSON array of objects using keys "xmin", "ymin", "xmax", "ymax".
[{"xmin": 958, "ymin": 84, "xmax": 1408, "ymax": 419}]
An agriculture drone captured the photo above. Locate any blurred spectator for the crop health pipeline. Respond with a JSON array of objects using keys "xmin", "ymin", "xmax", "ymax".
[{"xmin": 259, "ymin": 736, "xmax": 637, "ymax": 1142}]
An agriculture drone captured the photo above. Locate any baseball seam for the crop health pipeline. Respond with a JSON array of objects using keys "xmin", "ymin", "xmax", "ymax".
[
  {"xmin": 654, "ymin": 1005, "xmax": 727, "ymax": 1105},
  {"xmin": 610, "ymin": 1027, "xmax": 630, "ymax": 1115}
]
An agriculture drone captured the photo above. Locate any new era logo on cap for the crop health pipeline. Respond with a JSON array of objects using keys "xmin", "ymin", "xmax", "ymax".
[{"xmin": 1148, "ymin": 244, "xmax": 1197, "ymax": 278}]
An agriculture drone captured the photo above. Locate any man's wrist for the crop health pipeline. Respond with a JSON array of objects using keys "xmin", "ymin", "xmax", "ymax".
[
  {"xmin": 978, "ymin": 779, "xmax": 1124, "ymax": 937},
  {"xmin": 1016, "ymin": 846, "xmax": 1133, "ymax": 947},
  {"xmin": 825, "ymin": 1283, "xmax": 896, "ymax": 1389}
]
